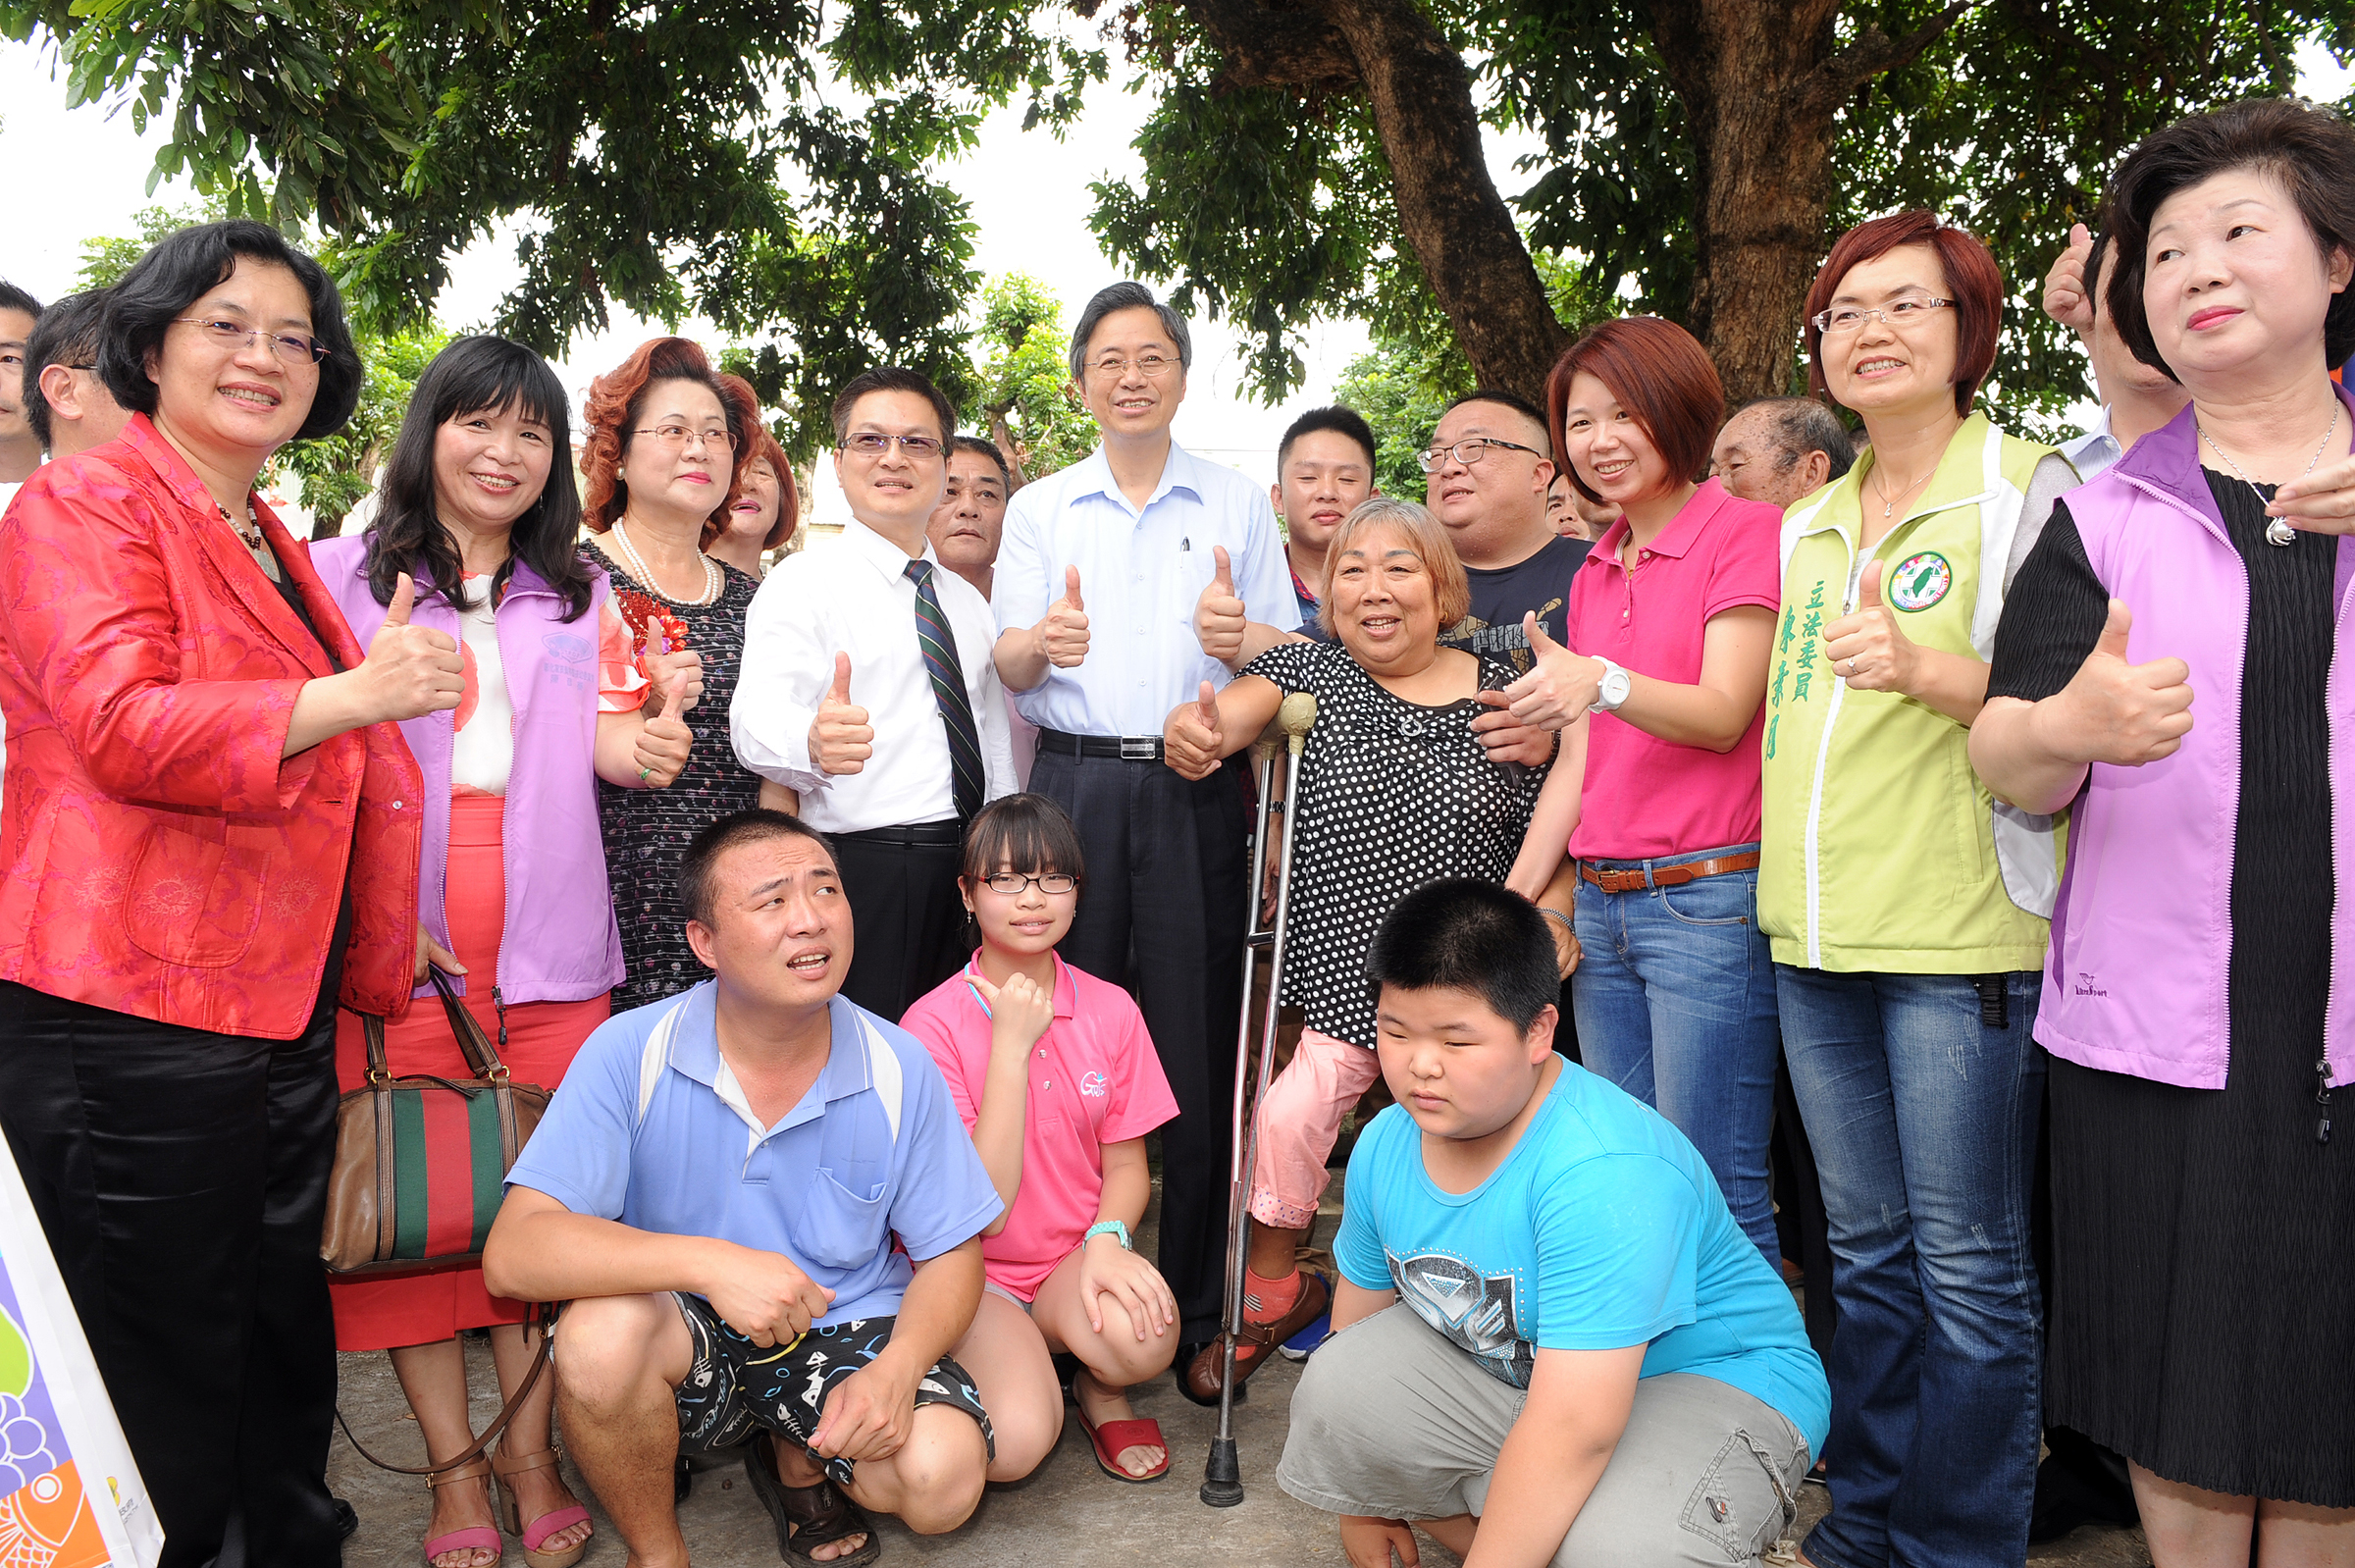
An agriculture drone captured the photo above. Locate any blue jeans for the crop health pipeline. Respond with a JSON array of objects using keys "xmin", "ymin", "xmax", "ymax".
[
  {"xmin": 1572, "ymin": 846, "xmax": 1780, "ymax": 1262},
  {"xmin": 1776, "ymin": 967, "xmax": 2045, "ymax": 1568}
]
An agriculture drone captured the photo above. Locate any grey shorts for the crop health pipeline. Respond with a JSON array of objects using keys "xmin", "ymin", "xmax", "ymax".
[{"xmin": 1277, "ymin": 1305, "xmax": 1810, "ymax": 1566}]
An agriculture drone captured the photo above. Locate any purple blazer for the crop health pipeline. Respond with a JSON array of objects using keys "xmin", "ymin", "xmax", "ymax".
[
  {"xmin": 2034, "ymin": 380, "xmax": 2355, "ymax": 1089},
  {"xmin": 311, "ymin": 536, "xmax": 625, "ymax": 1005}
]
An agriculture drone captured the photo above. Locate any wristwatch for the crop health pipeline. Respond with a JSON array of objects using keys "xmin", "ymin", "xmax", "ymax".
[
  {"xmin": 1084, "ymin": 1219, "xmax": 1134, "ymax": 1251},
  {"xmin": 1593, "ymin": 658, "xmax": 1634, "ymax": 713}
]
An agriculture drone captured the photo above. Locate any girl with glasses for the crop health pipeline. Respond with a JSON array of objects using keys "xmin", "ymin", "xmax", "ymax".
[{"xmin": 903, "ymin": 794, "xmax": 1183, "ymax": 1486}]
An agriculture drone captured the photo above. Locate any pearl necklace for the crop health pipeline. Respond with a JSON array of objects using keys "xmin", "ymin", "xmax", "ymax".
[
  {"xmin": 2197, "ymin": 401, "xmax": 2341, "ymax": 549},
  {"xmin": 609, "ymin": 518, "xmax": 720, "ymax": 606}
]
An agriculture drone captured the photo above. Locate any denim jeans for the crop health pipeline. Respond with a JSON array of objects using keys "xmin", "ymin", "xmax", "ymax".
[
  {"xmin": 1776, "ymin": 967, "xmax": 2045, "ymax": 1568},
  {"xmin": 1572, "ymin": 846, "xmax": 1780, "ymax": 1262}
]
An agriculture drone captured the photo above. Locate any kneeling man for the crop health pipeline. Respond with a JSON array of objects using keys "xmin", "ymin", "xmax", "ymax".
[
  {"xmin": 485, "ymin": 810, "xmax": 1002, "ymax": 1568},
  {"xmin": 1278, "ymin": 879, "xmax": 1829, "ymax": 1566}
]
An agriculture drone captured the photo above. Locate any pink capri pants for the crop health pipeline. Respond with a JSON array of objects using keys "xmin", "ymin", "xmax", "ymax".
[{"xmin": 1249, "ymin": 1027, "xmax": 1385, "ymax": 1228}]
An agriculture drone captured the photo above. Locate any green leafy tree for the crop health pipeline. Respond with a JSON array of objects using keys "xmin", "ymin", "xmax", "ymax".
[{"xmin": 964, "ymin": 274, "xmax": 1095, "ymax": 484}]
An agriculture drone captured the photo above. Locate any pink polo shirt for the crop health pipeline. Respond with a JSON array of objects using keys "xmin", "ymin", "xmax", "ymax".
[
  {"xmin": 1566, "ymin": 479, "xmax": 1783, "ymax": 862},
  {"xmin": 900, "ymin": 953, "xmax": 1179, "ymax": 1300}
]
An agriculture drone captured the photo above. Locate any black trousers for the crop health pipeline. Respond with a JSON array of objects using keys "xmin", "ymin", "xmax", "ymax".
[
  {"xmin": 0, "ymin": 971, "xmax": 345, "ymax": 1568},
  {"xmin": 834, "ymin": 831, "xmax": 969, "ymax": 1023},
  {"xmin": 1030, "ymin": 749, "xmax": 1249, "ymax": 1342}
]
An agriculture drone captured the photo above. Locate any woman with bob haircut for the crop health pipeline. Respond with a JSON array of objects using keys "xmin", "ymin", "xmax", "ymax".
[
  {"xmin": 1160, "ymin": 497, "xmax": 1557, "ymax": 1401},
  {"xmin": 707, "ymin": 378, "xmax": 799, "ymax": 579},
  {"xmin": 1756, "ymin": 210, "xmax": 2073, "ymax": 1568},
  {"xmin": 580, "ymin": 338, "xmax": 772, "ymax": 1009},
  {"xmin": 1973, "ymin": 99, "xmax": 2355, "ymax": 1561},
  {"xmin": 312, "ymin": 335, "xmax": 703, "ymax": 1568},
  {"xmin": 0, "ymin": 219, "xmax": 454, "ymax": 1565},
  {"xmin": 1499, "ymin": 315, "xmax": 1786, "ymax": 1266}
]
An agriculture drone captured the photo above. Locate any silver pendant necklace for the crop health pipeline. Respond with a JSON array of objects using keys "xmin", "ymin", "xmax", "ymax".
[
  {"xmin": 609, "ymin": 517, "xmax": 720, "ymax": 605},
  {"xmin": 2197, "ymin": 401, "xmax": 2340, "ymax": 549}
]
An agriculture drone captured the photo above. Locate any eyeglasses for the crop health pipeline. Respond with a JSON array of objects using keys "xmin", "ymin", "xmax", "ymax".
[
  {"xmin": 840, "ymin": 432, "xmax": 945, "ymax": 459},
  {"xmin": 174, "ymin": 318, "xmax": 331, "ymax": 365},
  {"xmin": 981, "ymin": 871, "xmax": 1077, "ymax": 896},
  {"xmin": 1810, "ymin": 297, "xmax": 1956, "ymax": 335},
  {"xmin": 634, "ymin": 424, "xmax": 736, "ymax": 452},
  {"xmin": 1415, "ymin": 437, "xmax": 1543, "ymax": 473},
  {"xmin": 1084, "ymin": 354, "xmax": 1180, "ymax": 382}
]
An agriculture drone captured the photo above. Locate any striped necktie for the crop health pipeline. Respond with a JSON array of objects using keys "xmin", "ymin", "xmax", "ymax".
[{"xmin": 906, "ymin": 558, "xmax": 985, "ymax": 822}]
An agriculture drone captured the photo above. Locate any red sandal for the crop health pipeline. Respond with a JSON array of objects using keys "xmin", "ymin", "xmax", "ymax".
[
  {"xmin": 422, "ymin": 1458, "xmax": 501, "ymax": 1568},
  {"xmin": 1072, "ymin": 1373, "xmax": 1170, "ymax": 1484}
]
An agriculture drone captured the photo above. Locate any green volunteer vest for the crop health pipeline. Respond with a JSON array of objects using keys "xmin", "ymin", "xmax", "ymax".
[{"xmin": 1757, "ymin": 414, "xmax": 2065, "ymax": 974}]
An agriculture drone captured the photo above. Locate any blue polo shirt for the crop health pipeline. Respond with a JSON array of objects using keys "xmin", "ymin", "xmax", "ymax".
[{"xmin": 505, "ymin": 981, "xmax": 1002, "ymax": 1326}]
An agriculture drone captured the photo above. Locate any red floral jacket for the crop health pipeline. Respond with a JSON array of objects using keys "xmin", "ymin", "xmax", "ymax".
[{"xmin": 0, "ymin": 415, "xmax": 422, "ymax": 1038}]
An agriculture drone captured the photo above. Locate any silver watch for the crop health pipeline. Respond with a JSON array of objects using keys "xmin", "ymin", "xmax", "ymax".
[{"xmin": 1593, "ymin": 658, "xmax": 1634, "ymax": 713}]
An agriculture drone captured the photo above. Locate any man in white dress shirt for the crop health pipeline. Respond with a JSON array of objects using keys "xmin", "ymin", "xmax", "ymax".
[
  {"xmin": 990, "ymin": 283, "xmax": 1300, "ymax": 1376},
  {"xmin": 733, "ymin": 368, "xmax": 1017, "ymax": 1020}
]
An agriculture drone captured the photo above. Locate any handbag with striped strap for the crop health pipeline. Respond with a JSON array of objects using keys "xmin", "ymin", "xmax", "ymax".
[{"xmin": 321, "ymin": 967, "xmax": 551, "ymax": 1275}]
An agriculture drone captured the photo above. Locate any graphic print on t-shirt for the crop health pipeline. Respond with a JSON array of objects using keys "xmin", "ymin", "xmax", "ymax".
[{"xmin": 1389, "ymin": 1251, "xmax": 1534, "ymax": 1388}]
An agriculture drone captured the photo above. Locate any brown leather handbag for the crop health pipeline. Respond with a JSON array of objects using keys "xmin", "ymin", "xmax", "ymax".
[{"xmin": 321, "ymin": 967, "xmax": 550, "ymax": 1275}]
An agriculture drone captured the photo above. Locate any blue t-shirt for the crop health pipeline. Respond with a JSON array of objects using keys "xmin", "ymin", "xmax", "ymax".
[
  {"xmin": 504, "ymin": 982, "xmax": 1003, "ymax": 1326},
  {"xmin": 1334, "ymin": 1056, "xmax": 1829, "ymax": 1454}
]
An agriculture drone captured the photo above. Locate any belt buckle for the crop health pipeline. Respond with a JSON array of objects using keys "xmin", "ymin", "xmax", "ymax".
[{"xmin": 1120, "ymin": 736, "xmax": 1158, "ymax": 761}]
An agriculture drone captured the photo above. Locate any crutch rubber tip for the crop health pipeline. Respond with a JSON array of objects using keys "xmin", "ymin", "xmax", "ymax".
[{"xmin": 1200, "ymin": 1437, "xmax": 1243, "ymax": 1508}]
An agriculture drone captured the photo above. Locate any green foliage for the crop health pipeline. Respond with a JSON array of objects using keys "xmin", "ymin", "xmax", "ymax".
[
  {"xmin": 963, "ymin": 273, "xmax": 1095, "ymax": 480},
  {"xmin": 77, "ymin": 200, "xmax": 229, "ymax": 289},
  {"xmin": 4, "ymin": 0, "xmax": 1104, "ymax": 425},
  {"xmin": 282, "ymin": 320, "xmax": 453, "ymax": 537}
]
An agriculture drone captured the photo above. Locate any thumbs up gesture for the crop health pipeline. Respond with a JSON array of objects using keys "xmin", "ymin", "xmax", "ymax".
[
  {"xmin": 2040, "ymin": 600, "xmax": 2194, "ymax": 766},
  {"xmin": 2041, "ymin": 222, "xmax": 2096, "ymax": 336},
  {"xmin": 1163, "ymin": 680, "xmax": 1227, "ymax": 781},
  {"xmin": 642, "ymin": 647, "xmax": 705, "ymax": 718},
  {"xmin": 809, "ymin": 653, "xmax": 875, "ymax": 774},
  {"xmin": 1036, "ymin": 566, "xmax": 1090, "ymax": 668},
  {"xmin": 357, "ymin": 572, "xmax": 466, "ymax": 723},
  {"xmin": 1193, "ymin": 545, "xmax": 1248, "ymax": 666},
  {"xmin": 1492, "ymin": 610, "xmax": 1605, "ymax": 730},
  {"xmin": 633, "ymin": 666, "xmax": 697, "ymax": 787},
  {"xmin": 1823, "ymin": 560, "xmax": 1921, "ymax": 696}
]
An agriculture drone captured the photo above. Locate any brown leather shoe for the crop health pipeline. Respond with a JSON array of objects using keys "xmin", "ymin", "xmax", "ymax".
[{"xmin": 1182, "ymin": 1270, "xmax": 1331, "ymax": 1404}]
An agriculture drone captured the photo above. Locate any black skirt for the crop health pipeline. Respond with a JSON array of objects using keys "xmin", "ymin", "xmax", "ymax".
[{"xmin": 1997, "ymin": 473, "xmax": 2355, "ymax": 1503}]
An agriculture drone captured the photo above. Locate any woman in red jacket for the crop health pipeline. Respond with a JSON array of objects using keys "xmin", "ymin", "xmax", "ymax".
[{"xmin": 0, "ymin": 220, "xmax": 462, "ymax": 1568}]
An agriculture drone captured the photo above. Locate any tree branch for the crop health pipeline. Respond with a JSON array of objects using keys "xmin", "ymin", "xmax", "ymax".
[
  {"xmin": 1184, "ymin": 0, "xmax": 1362, "ymax": 94},
  {"xmin": 1796, "ymin": 0, "xmax": 1973, "ymax": 121}
]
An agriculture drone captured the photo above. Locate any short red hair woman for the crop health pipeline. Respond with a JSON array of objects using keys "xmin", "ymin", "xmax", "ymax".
[
  {"xmin": 579, "ymin": 339, "xmax": 776, "ymax": 1011},
  {"xmin": 1764, "ymin": 211, "xmax": 2078, "ymax": 1568},
  {"xmin": 706, "ymin": 377, "xmax": 799, "ymax": 580},
  {"xmin": 1501, "ymin": 315, "xmax": 1788, "ymax": 1269}
]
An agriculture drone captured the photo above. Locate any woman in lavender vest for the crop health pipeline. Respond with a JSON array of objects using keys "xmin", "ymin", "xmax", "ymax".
[
  {"xmin": 1972, "ymin": 101, "xmax": 2355, "ymax": 1560},
  {"xmin": 312, "ymin": 337, "xmax": 696, "ymax": 1568}
]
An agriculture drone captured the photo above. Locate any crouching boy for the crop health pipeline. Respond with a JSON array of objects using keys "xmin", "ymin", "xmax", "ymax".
[
  {"xmin": 1277, "ymin": 879, "xmax": 1829, "ymax": 1567},
  {"xmin": 484, "ymin": 810, "xmax": 1004, "ymax": 1568}
]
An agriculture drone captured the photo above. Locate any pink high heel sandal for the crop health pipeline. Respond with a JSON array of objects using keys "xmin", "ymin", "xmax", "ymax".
[
  {"xmin": 423, "ymin": 1457, "xmax": 502, "ymax": 1567},
  {"xmin": 491, "ymin": 1446, "xmax": 593, "ymax": 1568}
]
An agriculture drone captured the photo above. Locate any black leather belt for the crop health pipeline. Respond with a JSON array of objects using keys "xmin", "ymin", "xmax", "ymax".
[
  {"xmin": 1036, "ymin": 727, "xmax": 1165, "ymax": 762},
  {"xmin": 836, "ymin": 821, "xmax": 964, "ymax": 847}
]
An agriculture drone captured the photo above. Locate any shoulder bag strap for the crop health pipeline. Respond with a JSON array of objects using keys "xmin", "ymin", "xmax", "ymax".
[
  {"xmin": 334, "ymin": 1303, "xmax": 556, "ymax": 1475},
  {"xmin": 427, "ymin": 966, "xmax": 510, "ymax": 1081}
]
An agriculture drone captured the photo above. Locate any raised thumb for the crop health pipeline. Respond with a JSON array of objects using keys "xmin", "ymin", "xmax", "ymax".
[
  {"xmin": 1064, "ymin": 564, "xmax": 1083, "ymax": 612},
  {"xmin": 1522, "ymin": 609, "xmax": 1557, "ymax": 654},
  {"xmin": 385, "ymin": 571, "xmax": 417, "ymax": 627},
  {"xmin": 2095, "ymin": 599, "xmax": 2132, "ymax": 660},
  {"xmin": 828, "ymin": 651, "xmax": 853, "ymax": 705},
  {"xmin": 1213, "ymin": 545, "xmax": 1233, "ymax": 593},
  {"xmin": 1197, "ymin": 679, "xmax": 1220, "ymax": 724},
  {"xmin": 1859, "ymin": 559, "xmax": 1885, "ymax": 610},
  {"xmin": 664, "ymin": 665, "xmax": 696, "ymax": 714}
]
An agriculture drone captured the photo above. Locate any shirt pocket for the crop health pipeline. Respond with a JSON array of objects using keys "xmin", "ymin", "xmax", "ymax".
[
  {"xmin": 802, "ymin": 1110, "xmax": 894, "ymax": 1268},
  {"xmin": 124, "ymin": 820, "xmax": 269, "ymax": 967}
]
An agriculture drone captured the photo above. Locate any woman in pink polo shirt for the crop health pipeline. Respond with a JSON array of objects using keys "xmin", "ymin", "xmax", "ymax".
[
  {"xmin": 903, "ymin": 794, "xmax": 1182, "ymax": 1486},
  {"xmin": 1505, "ymin": 316, "xmax": 1784, "ymax": 1261}
]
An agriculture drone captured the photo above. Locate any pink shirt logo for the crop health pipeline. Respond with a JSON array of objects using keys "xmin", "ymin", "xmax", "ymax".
[{"xmin": 1079, "ymin": 1071, "xmax": 1109, "ymax": 1098}]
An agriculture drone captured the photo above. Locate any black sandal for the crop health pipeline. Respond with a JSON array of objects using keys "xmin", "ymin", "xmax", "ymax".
[{"xmin": 742, "ymin": 1433, "xmax": 883, "ymax": 1568}]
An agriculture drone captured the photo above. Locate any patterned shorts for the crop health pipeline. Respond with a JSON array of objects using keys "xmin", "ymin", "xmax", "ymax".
[{"xmin": 670, "ymin": 1292, "xmax": 994, "ymax": 1489}]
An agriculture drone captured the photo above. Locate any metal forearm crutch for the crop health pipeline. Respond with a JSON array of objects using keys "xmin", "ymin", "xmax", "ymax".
[{"xmin": 1203, "ymin": 690, "xmax": 1318, "ymax": 1508}]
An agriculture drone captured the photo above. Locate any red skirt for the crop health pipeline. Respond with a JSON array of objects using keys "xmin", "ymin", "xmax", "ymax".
[{"xmin": 328, "ymin": 793, "xmax": 610, "ymax": 1353}]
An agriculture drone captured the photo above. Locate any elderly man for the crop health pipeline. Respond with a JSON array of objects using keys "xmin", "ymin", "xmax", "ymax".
[
  {"xmin": 23, "ymin": 291, "xmax": 131, "ymax": 465},
  {"xmin": 2041, "ymin": 223, "xmax": 2192, "ymax": 480},
  {"xmin": 1709, "ymin": 396, "xmax": 1857, "ymax": 511},
  {"xmin": 925, "ymin": 436, "xmax": 1013, "ymax": 600},
  {"xmin": 485, "ymin": 810, "xmax": 1002, "ymax": 1568}
]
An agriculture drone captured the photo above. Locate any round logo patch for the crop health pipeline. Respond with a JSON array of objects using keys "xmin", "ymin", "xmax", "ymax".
[{"xmin": 1887, "ymin": 550, "xmax": 1953, "ymax": 612}]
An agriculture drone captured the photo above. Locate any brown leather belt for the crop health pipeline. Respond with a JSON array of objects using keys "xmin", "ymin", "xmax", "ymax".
[{"xmin": 1580, "ymin": 851, "xmax": 1760, "ymax": 894}]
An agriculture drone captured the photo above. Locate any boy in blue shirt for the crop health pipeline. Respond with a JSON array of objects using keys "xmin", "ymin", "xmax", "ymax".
[{"xmin": 1277, "ymin": 879, "xmax": 1828, "ymax": 1566}]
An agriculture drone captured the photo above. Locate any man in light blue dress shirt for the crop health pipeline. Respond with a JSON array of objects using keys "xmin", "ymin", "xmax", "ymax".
[
  {"xmin": 990, "ymin": 283, "xmax": 1300, "ymax": 1378},
  {"xmin": 2043, "ymin": 224, "xmax": 2189, "ymax": 480}
]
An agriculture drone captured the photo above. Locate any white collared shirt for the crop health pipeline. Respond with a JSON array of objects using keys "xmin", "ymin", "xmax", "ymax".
[
  {"xmin": 991, "ymin": 442, "xmax": 1299, "ymax": 737},
  {"xmin": 731, "ymin": 519, "xmax": 1016, "ymax": 834},
  {"xmin": 2061, "ymin": 406, "xmax": 2122, "ymax": 481}
]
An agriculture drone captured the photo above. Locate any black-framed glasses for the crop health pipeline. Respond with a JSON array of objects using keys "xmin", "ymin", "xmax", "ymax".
[
  {"xmin": 174, "ymin": 317, "xmax": 331, "ymax": 365},
  {"xmin": 1084, "ymin": 354, "xmax": 1180, "ymax": 381},
  {"xmin": 634, "ymin": 424, "xmax": 736, "ymax": 452},
  {"xmin": 982, "ymin": 871, "xmax": 1077, "ymax": 896},
  {"xmin": 1810, "ymin": 297, "xmax": 1956, "ymax": 335},
  {"xmin": 840, "ymin": 432, "xmax": 945, "ymax": 459},
  {"xmin": 1416, "ymin": 437, "xmax": 1542, "ymax": 472}
]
